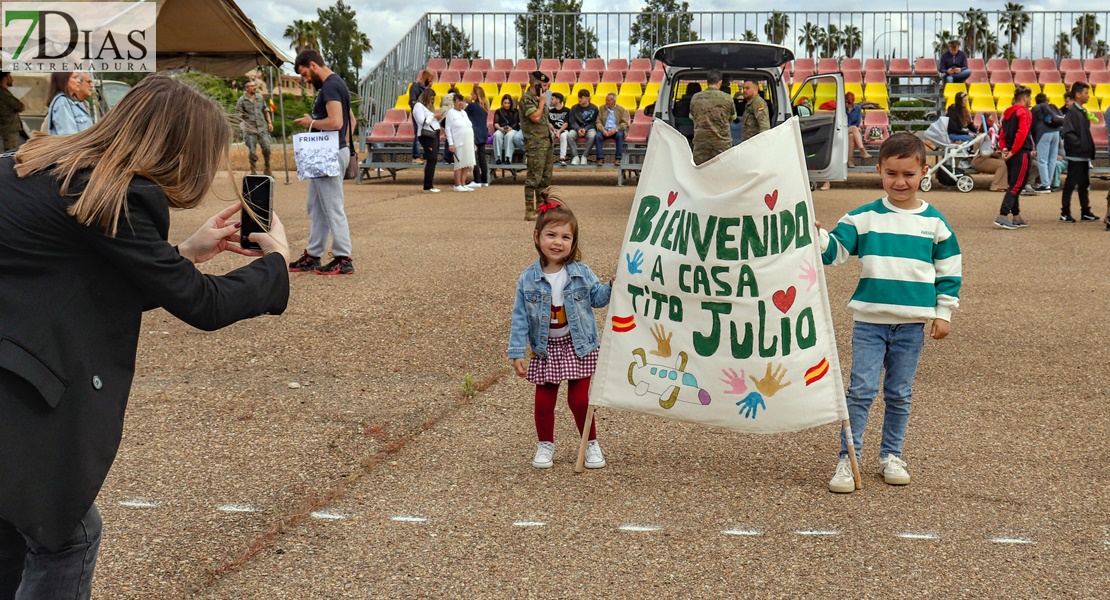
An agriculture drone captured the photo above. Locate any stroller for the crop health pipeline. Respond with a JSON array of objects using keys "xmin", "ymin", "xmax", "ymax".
[{"xmin": 920, "ymin": 116, "xmax": 986, "ymax": 193}]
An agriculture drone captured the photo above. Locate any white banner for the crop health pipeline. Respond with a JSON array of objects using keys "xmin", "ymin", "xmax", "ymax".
[
  {"xmin": 292, "ymin": 130, "xmax": 340, "ymax": 180},
  {"xmin": 590, "ymin": 119, "xmax": 847, "ymax": 433}
]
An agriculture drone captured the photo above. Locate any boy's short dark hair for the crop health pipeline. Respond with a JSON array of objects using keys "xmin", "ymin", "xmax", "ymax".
[
  {"xmin": 1070, "ymin": 81, "xmax": 1090, "ymax": 96},
  {"xmin": 878, "ymin": 132, "xmax": 927, "ymax": 167},
  {"xmin": 706, "ymin": 70, "xmax": 722, "ymax": 85},
  {"xmin": 577, "ymin": 88, "xmax": 591, "ymax": 99},
  {"xmin": 1035, "ymin": 93, "xmax": 1047, "ymax": 104},
  {"xmin": 1064, "ymin": 91, "xmax": 1074, "ymax": 101},
  {"xmin": 294, "ymin": 49, "xmax": 325, "ymax": 71},
  {"xmin": 1013, "ymin": 85, "xmax": 1031, "ymax": 102},
  {"xmin": 551, "ymin": 92, "xmax": 564, "ymax": 103}
]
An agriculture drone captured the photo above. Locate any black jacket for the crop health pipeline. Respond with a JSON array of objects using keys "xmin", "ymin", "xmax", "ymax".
[
  {"xmin": 0, "ymin": 157, "xmax": 289, "ymax": 550},
  {"xmin": 1030, "ymin": 102, "xmax": 1064, "ymax": 143},
  {"xmin": 1061, "ymin": 104, "xmax": 1095, "ymax": 159}
]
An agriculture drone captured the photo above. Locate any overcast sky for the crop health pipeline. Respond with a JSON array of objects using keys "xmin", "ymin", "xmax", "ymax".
[{"xmin": 239, "ymin": 0, "xmax": 1109, "ymax": 72}]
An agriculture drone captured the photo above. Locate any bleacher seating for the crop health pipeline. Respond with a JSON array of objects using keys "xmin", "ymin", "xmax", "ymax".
[
  {"xmin": 967, "ymin": 71, "xmax": 988, "ymax": 83},
  {"xmin": 1011, "ymin": 58, "xmax": 1034, "ymax": 72},
  {"xmin": 968, "ymin": 58, "xmax": 986, "ymax": 73},
  {"xmin": 630, "ymin": 58, "xmax": 652, "ymax": 72},
  {"xmin": 1039, "ymin": 70, "xmax": 1062, "ymax": 84},
  {"xmin": 585, "ymin": 58, "xmax": 605, "ymax": 71},
  {"xmin": 539, "ymin": 58, "xmax": 561, "ymax": 72},
  {"xmin": 793, "ymin": 58, "xmax": 815, "ymax": 73},
  {"xmin": 367, "ymin": 122, "xmax": 395, "ymax": 143},
  {"xmin": 986, "ymin": 58, "xmax": 1009, "ymax": 72},
  {"xmin": 554, "ymin": 70, "xmax": 577, "ymax": 84},
  {"xmin": 493, "ymin": 59, "xmax": 514, "ymax": 72},
  {"xmin": 427, "ymin": 58, "xmax": 447, "ymax": 73},
  {"xmin": 484, "ymin": 70, "xmax": 506, "ymax": 84},
  {"xmin": 1050, "ymin": 58, "xmax": 1075, "ymax": 72},
  {"xmin": 914, "ymin": 58, "xmax": 937, "ymax": 75},
  {"xmin": 507, "ymin": 71, "xmax": 529, "ymax": 84},
  {"xmin": 990, "ymin": 70, "xmax": 1013, "ymax": 84},
  {"xmin": 887, "ymin": 58, "xmax": 912, "ymax": 75},
  {"xmin": 601, "ymin": 70, "xmax": 624, "ymax": 83},
  {"xmin": 471, "ymin": 58, "xmax": 492, "ymax": 74},
  {"xmin": 1064, "ymin": 71, "xmax": 1088, "ymax": 86},
  {"xmin": 1084, "ymin": 59, "xmax": 1107, "ymax": 74},
  {"xmin": 439, "ymin": 71, "xmax": 461, "ymax": 84},
  {"xmin": 863, "ymin": 58, "xmax": 885, "ymax": 72},
  {"xmin": 579, "ymin": 70, "xmax": 601, "ymax": 84},
  {"xmin": 843, "ymin": 71, "xmax": 862, "ymax": 84},
  {"xmin": 817, "ymin": 58, "xmax": 839, "ymax": 74},
  {"xmin": 516, "ymin": 58, "xmax": 537, "ymax": 71},
  {"xmin": 841, "ymin": 58, "xmax": 862, "ymax": 72},
  {"xmin": 608, "ymin": 58, "xmax": 629, "ymax": 75},
  {"xmin": 462, "ymin": 70, "xmax": 483, "ymax": 84},
  {"xmin": 448, "ymin": 58, "xmax": 470, "ymax": 72}
]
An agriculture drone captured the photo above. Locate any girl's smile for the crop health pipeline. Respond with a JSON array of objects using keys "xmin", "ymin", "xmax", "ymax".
[{"xmin": 536, "ymin": 222, "xmax": 575, "ymax": 271}]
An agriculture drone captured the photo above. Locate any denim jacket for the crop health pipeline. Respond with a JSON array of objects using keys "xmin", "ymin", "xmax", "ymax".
[
  {"xmin": 47, "ymin": 93, "xmax": 92, "ymax": 136},
  {"xmin": 508, "ymin": 260, "xmax": 612, "ymax": 359}
]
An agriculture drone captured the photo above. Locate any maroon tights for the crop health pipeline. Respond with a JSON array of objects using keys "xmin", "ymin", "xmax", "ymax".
[{"xmin": 534, "ymin": 377, "xmax": 597, "ymax": 443}]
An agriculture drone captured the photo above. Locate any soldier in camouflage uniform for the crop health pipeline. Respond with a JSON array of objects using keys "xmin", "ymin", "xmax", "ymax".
[
  {"xmin": 741, "ymin": 80, "xmax": 771, "ymax": 142},
  {"xmin": 520, "ymin": 71, "xmax": 553, "ymax": 221},
  {"xmin": 690, "ymin": 70, "xmax": 736, "ymax": 165}
]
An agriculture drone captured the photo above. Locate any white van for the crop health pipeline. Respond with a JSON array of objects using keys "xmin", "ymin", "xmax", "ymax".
[{"xmin": 650, "ymin": 41, "xmax": 848, "ymax": 184}]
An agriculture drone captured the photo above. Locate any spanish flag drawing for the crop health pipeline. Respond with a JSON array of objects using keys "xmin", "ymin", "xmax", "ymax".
[
  {"xmin": 804, "ymin": 358, "xmax": 829, "ymax": 386},
  {"xmin": 611, "ymin": 315, "xmax": 636, "ymax": 333}
]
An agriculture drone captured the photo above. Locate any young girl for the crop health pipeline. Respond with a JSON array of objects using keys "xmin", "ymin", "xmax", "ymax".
[
  {"xmin": 445, "ymin": 93, "xmax": 476, "ymax": 192},
  {"xmin": 508, "ymin": 191, "xmax": 612, "ymax": 469}
]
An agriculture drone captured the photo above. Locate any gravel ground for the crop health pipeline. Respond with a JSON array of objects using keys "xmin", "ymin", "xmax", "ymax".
[{"xmin": 88, "ymin": 169, "xmax": 1109, "ymax": 598}]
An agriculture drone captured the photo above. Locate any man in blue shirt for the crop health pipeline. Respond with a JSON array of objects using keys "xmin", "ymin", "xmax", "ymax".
[{"xmin": 939, "ymin": 40, "xmax": 971, "ymax": 84}]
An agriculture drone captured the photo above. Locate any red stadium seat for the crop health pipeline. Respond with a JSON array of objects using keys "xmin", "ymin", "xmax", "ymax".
[
  {"xmin": 626, "ymin": 121, "xmax": 651, "ymax": 144},
  {"xmin": 1064, "ymin": 71, "xmax": 1088, "ymax": 86},
  {"xmin": 515, "ymin": 58, "xmax": 537, "ymax": 72},
  {"xmin": 986, "ymin": 58, "xmax": 1010, "ymax": 72},
  {"xmin": 554, "ymin": 70, "xmax": 577, "ymax": 84},
  {"xmin": 471, "ymin": 58, "xmax": 492, "ymax": 74},
  {"xmin": 367, "ymin": 122, "xmax": 395, "ymax": 143},
  {"xmin": 989, "ymin": 70, "xmax": 1013, "ymax": 84},
  {"xmin": 578, "ymin": 70, "xmax": 601, "ymax": 84},
  {"xmin": 493, "ymin": 59, "xmax": 514, "ymax": 72},
  {"xmin": 1013, "ymin": 70, "xmax": 1037, "ymax": 85},
  {"xmin": 1038, "ymin": 58, "xmax": 1063, "ymax": 72},
  {"xmin": 968, "ymin": 58, "xmax": 986, "ymax": 72},
  {"xmin": 793, "ymin": 58, "xmax": 815, "ymax": 73},
  {"xmin": 608, "ymin": 58, "xmax": 629, "ymax": 74},
  {"xmin": 539, "ymin": 58, "xmax": 562, "ymax": 72},
  {"xmin": 887, "ymin": 58, "xmax": 912, "ymax": 75},
  {"xmin": 841, "ymin": 58, "xmax": 862, "ymax": 72},
  {"xmin": 633, "ymin": 108, "xmax": 651, "ymax": 122},
  {"xmin": 863, "ymin": 110, "xmax": 889, "ymax": 126},
  {"xmin": 486, "ymin": 110, "xmax": 495, "ymax": 128},
  {"xmin": 649, "ymin": 69, "xmax": 664, "ymax": 83},
  {"xmin": 864, "ymin": 70, "xmax": 886, "ymax": 84},
  {"xmin": 394, "ymin": 121, "xmax": 414, "ymax": 141},
  {"xmin": 427, "ymin": 58, "xmax": 447, "ymax": 73},
  {"xmin": 484, "ymin": 70, "xmax": 507, "ymax": 84},
  {"xmin": 507, "ymin": 70, "xmax": 530, "ymax": 84},
  {"xmin": 563, "ymin": 59, "xmax": 584, "ymax": 74},
  {"xmin": 863, "ymin": 58, "xmax": 886, "ymax": 73},
  {"xmin": 383, "ymin": 109, "xmax": 407, "ymax": 124},
  {"xmin": 862, "ymin": 110, "xmax": 889, "ymax": 145},
  {"xmin": 585, "ymin": 58, "xmax": 605, "ymax": 71},
  {"xmin": 1011, "ymin": 58, "xmax": 1034, "ymax": 72},
  {"xmin": 448, "ymin": 58, "xmax": 470, "ymax": 72},
  {"xmin": 1084, "ymin": 59, "xmax": 1107, "ymax": 74},
  {"xmin": 624, "ymin": 70, "xmax": 648, "ymax": 85},
  {"xmin": 967, "ymin": 71, "xmax": 988, "ymax": 83},
  {"xmin": 914, "ymin": 58, "xmax": 937, "ymax": 75},
  {"xmin": 1089, "ymin": 71, "xmax": 1110, "ymax": 85},
  {"xmin": 817, "ymin": 58, "xmax": 839, "ymax": 73},
  {"xmin": 792, "ymin": 70, "xmax": 814, "ymax": 83},
  {"xmin": 601, "ymin": 70, "xmax": 624, "ymax": 83},
  {"xmin": 439, "ymin": 70, "xmax": 461, "ymax": 84},
  {"xmin": 1038, "ymin": 70, "xmax": 1062, "ymax": 84},
  {"xmin": 630, "ymin": 58, "xmax": 652, "ymax": 72},
  {"xmin": 843, "ymin": 70, "xmax": 862, "ymax": 84},
  {"xmin": 462, "ymin": 70, "xmax": 484, "ymax": 84},
  {"xmin": 1092, "ymin": 124, "xmax": 1108, "ymax": 148}
]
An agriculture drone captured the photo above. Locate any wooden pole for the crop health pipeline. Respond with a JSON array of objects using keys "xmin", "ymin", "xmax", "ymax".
[
  {"xmin": 842, "ymin": 419, "xmax": 863, "ymax": 490},
  {"xmin": 573, "ymin": 405, "xmax": 596, "ymax": 473}
]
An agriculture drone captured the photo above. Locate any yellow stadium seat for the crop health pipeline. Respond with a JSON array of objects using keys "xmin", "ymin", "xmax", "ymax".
[
  {"xmin": 863, "ymin": 84, "xmax": 888, "ymax": 110},
  {"xmin": 814, "ymin": 82, "xmax": 837, "ymax": 108},
  {"xmin": 792, "ymin": 82, "xmax": 816, "ymax": 103},
  {"xmin": 1095, "ymin": 83, "xmax": 1110, "ymax": 103},
  {"xmin": 639, "ymin": 93, "xmax": 658, "ymax": 110},
  {"xmin": 1023, "ymin": 83, "xmax": 1041, "ymax": 97},
  {"xmin": 548, "ymin": 83, "xmax": 571, "ymax": 100},
  {"xmin": 595, "ymin": 82, "xmax": 619, "ymax": 98},
  {"xmin": 992, "ymin": 83, "xmax": 1015, "ymax": 101},
  {"xmin": 643, "ymin": 82, "xmax": 661, "ymax": 98},
  {"xmin": 1083, "ymin": 97, "xmax": 1100, "ymax": 114},
  {"xmin": 616, "ymin": 95, "xmax": 638, "ymax": 112},
  {"xmin": 968, "ymin": 82, "xmax": 992, "ymax": 100},
  {"xmin": 478, "ymin": 83, "xmax": 500, "ymax": 102},
  {"xmin": 618, "ymin": 82, "xmax": 643, "ymax": 100},
  {"xmin": 970, "ymin": 95, "xmax": 997, "ymax": 113},
  {"xmin": 591, "ymin": 93, "xmax": 608, "ymax": 107},
  {"xmin": 498, "ymin": 83, "xmax": 523, "ymax": 101},
  {"xmin": 943, "ymin": 82, "xmax": 967, "ymax": 104},
  {"xmin": 571, "ymin": 82, "xmax": 594, "ymax": 99},
  {"xmin": 1046, "ymin": 94, "xmax": 1065, "ymax": 107},
  {"xmin": 996, "ymin": 96, "xmax": 1013, "ymax": 112},
  {"xmin": 844, "ymin": 83, "xmax": 863, "ymax": 102},
  {"xmin": 431, "ymin": 82, "xmax": 452, "ymax": 97},
  {"xmin": 1042, "ymin": 83, "xmax": 1066, "ymax": 98},
  {"xmin": 454, "ymin": 83, "xmax": 474, "ymax": 98},
  {"xmin": 393, "ymin": 93, "xmax": 410, "ymax": 112}
]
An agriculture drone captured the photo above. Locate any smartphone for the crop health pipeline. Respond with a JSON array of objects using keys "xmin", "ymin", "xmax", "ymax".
[{"xmin": 240, "ymin": 174, "xmax": 273, "ymax": 251}]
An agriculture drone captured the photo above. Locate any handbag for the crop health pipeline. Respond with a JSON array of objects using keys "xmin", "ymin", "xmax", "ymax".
[
  {"xmin": 292, "ymin": 129, "xmax": 340, "ymax": 180},
  {"xmin": 344, "ymin": 122, "xmax": 358, "ymax": 180}
]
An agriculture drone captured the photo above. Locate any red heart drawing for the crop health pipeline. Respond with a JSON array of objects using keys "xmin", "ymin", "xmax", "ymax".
[
  {"xmin": 668, "ymin": 190, "xmax": 678, "ymax": 206},
  {"xmin": 772, "ymin": 287, "xmax": 796, "ymax": 313},
  {"xmin": 764, "ymin": 190, "xmax": 778, "ymax": 211}
]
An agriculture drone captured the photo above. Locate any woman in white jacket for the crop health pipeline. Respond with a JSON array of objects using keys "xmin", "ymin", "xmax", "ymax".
[
  {"xmin": 412, "ymin": 87, "xmax": 441, "ymax": 192},
  {"xmin": 444, "ymin": 93, "xmax": 476, "ymax": 192}
]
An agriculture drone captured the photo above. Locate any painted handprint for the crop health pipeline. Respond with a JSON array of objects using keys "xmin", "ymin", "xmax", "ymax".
[
  {"xmin": 649, "ymin": 323, "xmax": 672, "ymax": 358},
  {"xmin": 625, "ymin": 249, "xmax": 644, "ymax": 275},
  {"xmin": 736, "ymin": 392, "xmax": 766, "ymax": 419},
  {"xmin": 719, "ymin": 368, "xmax": 748, "ymax": 395},
  {"xmin": 799, "ymin": 259, "xmax": 818, "ymax": 292},
  {"xmin": 750, "ymin": 362, "xmax": 791, "ymax": 397}
]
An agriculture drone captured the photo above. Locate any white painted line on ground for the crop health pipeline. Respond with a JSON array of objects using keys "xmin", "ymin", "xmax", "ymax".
[
  {"xmin": 795, "ymin": 530, "xmax": 839, "ymax": 536},
  {"xmin": 390, "ymin": 516, "xmax": 428, "ymax": 523},
  {"xmin": 512, "ymin": 521, "xmax": 546, "ymax": 527},
  {"xmin": 218, "ymin": 504, "xmax": 257, "ymax": 513},
  {"xmin": 119, "ymin": 500, "xmax": 162, "ymax": 508},
  {"xmin": 722, "ymin": 529, "xmax": 762, "ymax": 536},
  {"xmin": 619, "ymin": 524, "xmax": 661, "ymax": 532},
  {"xmin": 310, "ymin": 511, "xmax": 348, "ymax": 520},
  {"xmin": 896, "ymin": 533, "xmax": 940, "ymax": 540},
  {"xmin": 991, "ymin": 537, "xmax": 1035, "ymax": 544}
]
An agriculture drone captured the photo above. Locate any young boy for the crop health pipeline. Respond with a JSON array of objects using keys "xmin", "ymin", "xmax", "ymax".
[
  {"xmin": 547, "ymin": 92, "xmax": 571, "ymax": 166},
  {"xmin": 819, "ymin": 132, "xmax": 962, "ymax": 493}
]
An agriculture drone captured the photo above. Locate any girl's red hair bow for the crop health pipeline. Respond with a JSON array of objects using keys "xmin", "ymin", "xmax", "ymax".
[{"xmin": 536, "ymin": 200, "xmax": 562, "ymax": 213}]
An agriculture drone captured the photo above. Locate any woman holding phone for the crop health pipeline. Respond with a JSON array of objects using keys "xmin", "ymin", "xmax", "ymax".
[{"xmin": 0, "ymin": 74, "xmax": 290, "ymax": 598}]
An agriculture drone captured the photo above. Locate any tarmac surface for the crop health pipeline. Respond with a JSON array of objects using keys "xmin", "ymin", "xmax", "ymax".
[{"xmin": 88, "ymin": 168, "xmax": 1108, "ymax": 598}]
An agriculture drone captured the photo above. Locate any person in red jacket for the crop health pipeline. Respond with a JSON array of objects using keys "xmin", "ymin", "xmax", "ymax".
[{"xmin": 995, "ymin": 86, "xmax": 1035, "ymax": 229}]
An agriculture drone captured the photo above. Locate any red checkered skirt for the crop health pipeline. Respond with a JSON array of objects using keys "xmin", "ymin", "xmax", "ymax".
[{"xmin": 525, "ymin": 335, "xmax": 598, "ymax": 385}]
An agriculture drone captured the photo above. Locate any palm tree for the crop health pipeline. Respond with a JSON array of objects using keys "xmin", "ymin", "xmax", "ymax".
[
  {"xmin": 933, "ymin": 30, "xmax": 955, "ymax": 56},
  {"xmin": 841, "ymin": 25, "xmax": 863, "ymax": 58},
  {"xmin": 1071, "ymin": 14, "xmax": 1100, "ymax": 60},
  {"xmin": 798, "ymin": 22, "xmax": 822, "ymax": 59},
  {"xmin": 284, "ymin": 19, "xmax": 320, "ymax": 54},
  {"xmin": 1054, "ymin": 32, "xmax": 1072, "ymax": 62},
  {"xmin": 350, "ymin": 31, "xmax": 372, "ymax": 81},
  {"xmin": 741, "ymin": 30, "xmax": 759, "ymax": 42},
  {"xmin": 763, "ymin": 12, "xmax": 790, "ymax": 46},
  {"xmin": 1095, "ymin": 40, "xmax": 1109, "ymax": 59},
  {"xmin": 957, "ymin": 8, "xmax": 989, "ymax": 57},
  {"xmin": 998, "ymin": 3, "xmax": 1030, "ymax": 55},
  {"xmin": 818, "ymin": 25, "xmax": 843, "ymax": 59},
  {"xmin": 978, "ymin": 31, "xmax": 1000, "ymax": 60}
]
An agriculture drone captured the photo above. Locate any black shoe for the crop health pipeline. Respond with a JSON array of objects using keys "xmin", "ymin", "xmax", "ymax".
[
  {"xmin": 495, "ymin": 157, "xmax": 501, "ymax": 164},
  {"xmin": 1034, "ymin": 186, "xmax": 1052, "ymax": 194},
  {"xmin": 1080, "ymin": 213, "xmax": 1099, "ymax": 222},
  {"xmin": 289, "ymin": 251, "xmax": 321, "ymax": 272},
  {"xmin": 314, "ymin": 256, "xmax": 354, "ymax": 275},
  {"xmin": 1060, "ymin": 213, "xmax": 1076, "ymax": 223}
]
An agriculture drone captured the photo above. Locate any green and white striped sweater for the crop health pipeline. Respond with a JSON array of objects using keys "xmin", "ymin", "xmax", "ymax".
[{"xmin": 819, "ymin": 198, "xmax": 962, "ymax": 325}]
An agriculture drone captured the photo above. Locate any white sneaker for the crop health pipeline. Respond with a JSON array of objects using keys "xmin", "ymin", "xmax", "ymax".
[
  {"xmin": 461, "ymin": 185, "xmax": 474, "ymax": 192},
  {"xmin": 828, "ymin": 457, "xmax": 855, "ymax": 493},
  {"xmin": 453, "ymin": 185, "xmax": 468, "ymax": 192},
  {"xmin": 465, "ymin": 181, "xmax": 481, "ymax": 188},
  {"xmin": 532, "ymin": 441, "xmax": 555, "ymax": 469},
  {"xmin": 424, "ymin": 188, "xmax": 440, "ymax": 193},
  {"xmin": 573, "ymin": 156, "xmax": 583, "ymax": 165},
  {"xmin": 879, "ymin": 454, "xmax": 911, "ymax": 485},
  {"xmin": 482, "ymin": 183, "xmax": 490, "ymax": 187},
  {"xmin": 584, "ymin": 440, "xmax": 606, "ymax": 469}
]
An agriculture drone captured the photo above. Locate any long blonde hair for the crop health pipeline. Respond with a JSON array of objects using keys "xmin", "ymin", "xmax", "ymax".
[
  {"xmin": 15, "ymin": 74, "xmax": 231, "ymax": 236},
  {"xmin": 472, "ymin": 86, "xmax": 490, "ymax": 112}
]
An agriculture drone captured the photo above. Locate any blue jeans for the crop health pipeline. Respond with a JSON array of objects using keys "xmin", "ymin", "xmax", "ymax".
[
  {"xmin": 1036, "ymin": 130, "xmax": 1060, "ymax": 187},
  {"xmin": 594, "ymin": 130, "xmax": 625, "ymax": 159},
  {"xmin": 948, "ymin": 133, "xmax": 974, "ymax": 143},
  {"xmin": 730, "ymin": 121, "xmax": 743, "ymax": 146},
  {"xmin": 839, "ymin": 322, "xmax": 925, "ymax": 460},
  {"xmin": 492, "ymin": 129, "xmax": 523, "ymax": 161},
  {"xmin": 942, "ymin": 69, "xmax": 972, "ymax": 83},
  {"xmin": 0, "ymin": 505, "xmax": 101, "ymax": 599}
]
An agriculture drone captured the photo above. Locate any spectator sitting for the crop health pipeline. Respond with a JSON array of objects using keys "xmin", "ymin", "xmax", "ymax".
[
  {"xmin": 846, "ymin": 92, "xmax": 873, "ymax": 166},
  {"xmin": 548, "ymin": 92, "xmax": 572, "ymax": 166},
  {"xmin": 593, "ymin": 92, "xmax": 630, "ymax": 166},
  {"xmin": 939, "ymin": 40, "xmax": 971, "ymax": 84},
  {"xmin": 566, "ymin": 89, "xmax": 598, "ymax": 165},
  {"xmin": 492, "ymin": 94, "xmax": 523, "ymax": 164},
  {"xmin": 946, "ymin": 92, "xmax": 976, "ymax": 142}
]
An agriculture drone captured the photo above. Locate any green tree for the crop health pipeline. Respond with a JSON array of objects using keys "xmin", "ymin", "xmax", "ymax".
[
  {"xmin": 741, "ymin": 30, "xmax": 759, "ymax": 42},
  {"xmin": 1095, "ymin": 40, "xmax": 1109, "ymax": 59},
  {"xmin": 763, "ymin": 11, "xmax": 790, "ymax": 46},
  {"xmin": 933, "ymin": 30, "xmax": 954, "ymax": 56},
  {"xmin": 428, "ymin": 20, "xmax": 480, "ymax": 61},
  {"xmin": 957, "ymin": 8, "xmax": 990, "ymax": 57},
  {"xmin": 998, "ymin": 3, "xmax": 1030, "ymax": 55},
  {"xmin": 841, "ymin": 25, "xmax": 862, "ymax": 58},
  {"xmin": 798, "ymin": 23, "xmax": 821, "ymax": 59},
  {"xmin": 316, "ymin": 0, "xmax": 369, "ymax": 90},
  {"xmin": 1054, "ymin": 32, "xmax": 1072, "ymax": 62},
  {"xmin": 978, "ymin": 30, "xmax": 999, "ymax": 59},
  {"xmin": 818, "ymin": 25, "xmax": 842, "ymax": 58},
  {"xmin": 1072, "ymin": 14, "xmax": 1101, "ymax": 60},
  {"xmin": 351, "ymin": 31, "xmax": 372, "ymax": 82},
  {"xmin": 628, "ymin": 0, "xmax": 700, "ymax": 59},
  {"xmin": 283, "ymin": 19, "xmax": 320, "ymax": 54},
  {"xmin": 514, "ymin": 0, "xmax": 598, "ymax": 60}
]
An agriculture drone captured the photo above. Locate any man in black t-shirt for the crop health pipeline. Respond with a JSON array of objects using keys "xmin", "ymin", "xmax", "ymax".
[
  {"xmin": 291, "ymin": 50, "xmax": 355, "ymax": 275},
  {"xmin": 547, "ymin": 92, "xmax": 571, "ymax": 165}
]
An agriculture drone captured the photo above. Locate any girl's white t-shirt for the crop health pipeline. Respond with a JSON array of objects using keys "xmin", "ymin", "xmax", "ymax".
[{"xmin": 541, "ymin": 267, "xmax": 570, "ymax": 338}]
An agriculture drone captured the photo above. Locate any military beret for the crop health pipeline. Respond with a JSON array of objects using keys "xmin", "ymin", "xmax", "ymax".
[{"xmin": 530, "ymin": 71, "xmax": 550, "ymax": 83}]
